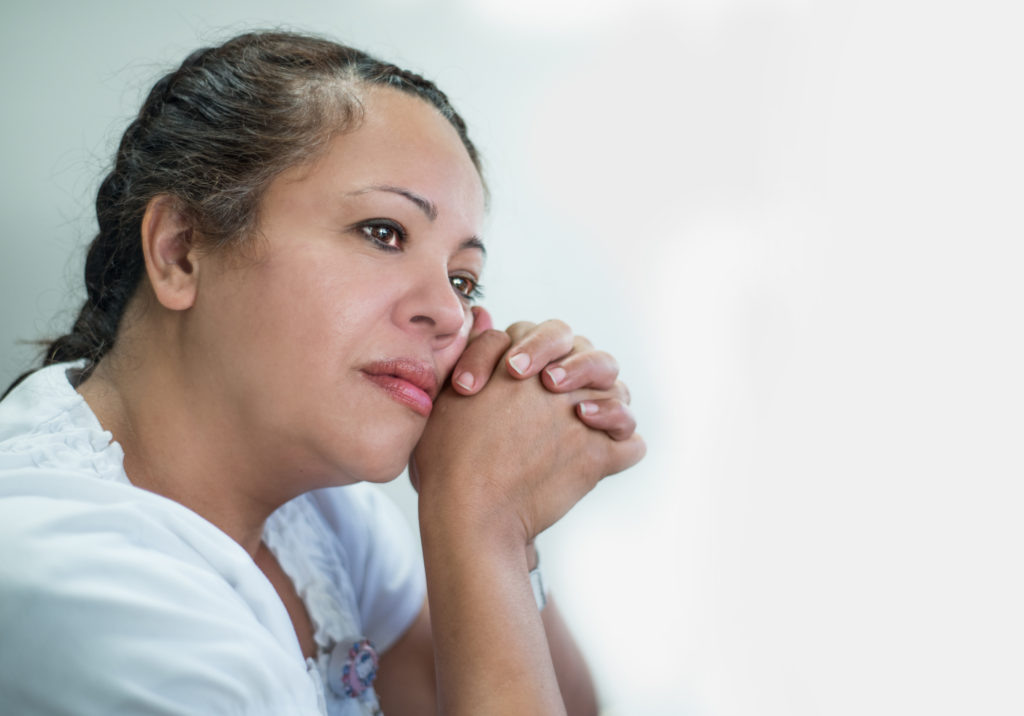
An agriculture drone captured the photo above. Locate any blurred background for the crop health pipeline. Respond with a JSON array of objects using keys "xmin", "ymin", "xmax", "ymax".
[{"xmin": 2, "ymin": 1, "xmax": 1022, "ymax": 714}]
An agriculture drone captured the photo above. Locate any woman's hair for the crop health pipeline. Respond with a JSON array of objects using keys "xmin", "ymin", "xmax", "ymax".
[{"xmin": 3, "ymin": 30, "xmax": 480, "ymax": 397}]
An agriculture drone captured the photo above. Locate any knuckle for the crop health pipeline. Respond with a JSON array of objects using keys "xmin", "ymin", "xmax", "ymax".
[
  {"xmin": 599, "ymin": 351, "xmax": 620, "ymax": 372},
  {"xmin": 482, "ymin": 328, "xmax": 512, "ymax": 347},
  {"xmin": 631, "ymin": 435, "xmax": 648, "ymax": 464},
  {"xmin": 545, "ymin": 318, "xmax": 572, "ymax": 337},
  {"xmin": 615, "ymin": 380, "xmax": 631, "ymax": 404},
  {"xmin": 621, "ymin": 413, "xmax": 638, "ymax": 438},
  {"xmin": 573, "ymin": 333, "xmax": 594, "ymax": 350},
  {"xmin": 506, "ymin": 320, "xmax": 536, "ymax": 335},
  {"xmin": 609, "ymin": 401, "xmax": 631, "ymax": 425},
  {"xmin": 610, "ymin": 425, "xmax": 630, "ymax": 441}
]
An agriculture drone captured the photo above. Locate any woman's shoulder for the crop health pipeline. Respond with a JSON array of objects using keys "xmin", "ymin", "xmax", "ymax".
[
  {"xmin": 0, "ymin": 445, "xmax": 276, "ymax": 620},
  {"xmin": 0, "ymin": 447, "xmax": 323, "ymax": 713},
  {"xmin": 0, "ymin": 365, "xmax": 298, "ymax": 657},
  {"xmin": 0, "ymin": 362, "xmax": 128, "ymax": 484},
  {"xmin": 0, "ymin": 484, "xmax": 322, "ymax": 714}
]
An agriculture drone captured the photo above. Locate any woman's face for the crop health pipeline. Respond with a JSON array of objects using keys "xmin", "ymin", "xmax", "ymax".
[{"xmin": 189, "ymin": 87, "xmax": 486, "ymax": 490}]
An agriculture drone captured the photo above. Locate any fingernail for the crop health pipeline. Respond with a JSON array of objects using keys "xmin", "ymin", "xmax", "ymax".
[
  {"xmin": 455, "ymin": 371, "xmax": 475, "ymax": 391},
  {"xmin": 508, "ymin": 353, "xmax": 530, "ymax": 375},
  {"xmin": 578, "ymin": 401, "xmax": 598, "ymax": 416},
  {"xmin": 546, "ymin": 366, "xmax": 567, "ymax": 386}
]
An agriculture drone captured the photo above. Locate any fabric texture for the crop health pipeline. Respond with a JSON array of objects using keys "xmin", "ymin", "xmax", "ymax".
[{"xmin": 0, "ymin": 363, "xmax": 425, "ymax": 715}]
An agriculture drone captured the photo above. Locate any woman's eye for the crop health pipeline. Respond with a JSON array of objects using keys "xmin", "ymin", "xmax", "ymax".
[
  {"xmin": 360, "ymin": 222, "xmax": 403, "ymax": 249},
  {"xmin": 450, "ymin": 274, "xmax": 483, "ymax": 301}
]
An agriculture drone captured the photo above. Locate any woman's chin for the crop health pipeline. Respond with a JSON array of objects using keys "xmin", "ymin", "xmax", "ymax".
[
  {"xmin": 345, "ymin": 445, "xmax": 415, "ymax": 486},
  {"xmin": 358, "ymin": 461, "xmax": 410, "ymax": 485}
]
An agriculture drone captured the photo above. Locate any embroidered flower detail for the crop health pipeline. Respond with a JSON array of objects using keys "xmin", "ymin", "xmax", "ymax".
[{"xmin": 327, "ymin": 637, "xmax": 379, "ymax": 699}]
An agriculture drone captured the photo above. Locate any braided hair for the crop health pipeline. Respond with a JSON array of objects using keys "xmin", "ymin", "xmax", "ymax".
[{"xmin": 4, "ymin": 31, "xmax": 482, "ymax": 397}]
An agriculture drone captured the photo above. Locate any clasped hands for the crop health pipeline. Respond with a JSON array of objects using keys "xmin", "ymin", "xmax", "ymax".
[{"xmin": 411, "ymin": 306, "xmax": 646, "ymax": 552}]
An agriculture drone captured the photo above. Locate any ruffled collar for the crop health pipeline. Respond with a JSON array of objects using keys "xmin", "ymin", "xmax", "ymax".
[{"xmin": 0, "ymin": 362, "xmax": 126, "ymax": 485}]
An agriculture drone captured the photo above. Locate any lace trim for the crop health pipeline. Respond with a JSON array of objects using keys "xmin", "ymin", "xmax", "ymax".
[
  {"xmin": 264, "ymin": 495, "xmax": 382, "ymax": 714},
  {"xmin": 0, "ymin": 363, "xmax": 126, "ymax": 486}
]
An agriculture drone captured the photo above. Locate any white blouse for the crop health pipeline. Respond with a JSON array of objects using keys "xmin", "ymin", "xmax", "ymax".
[{"xmin": 0, "ymin": 363, "xmax": 425, "ymax": 715}]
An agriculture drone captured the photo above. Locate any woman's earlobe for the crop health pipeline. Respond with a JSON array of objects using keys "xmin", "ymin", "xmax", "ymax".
[{"xmin": 140, "ymin": 195, "xmax": 199, "ymax": 311}]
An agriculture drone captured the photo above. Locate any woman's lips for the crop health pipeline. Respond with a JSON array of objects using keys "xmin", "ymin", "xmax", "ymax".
[{"xmin": 361, "ymin": 359, "xmax": 439, "ymax": 418}]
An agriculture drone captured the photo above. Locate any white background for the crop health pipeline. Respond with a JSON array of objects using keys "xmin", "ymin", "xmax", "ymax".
[{"xmin": 2, "ymin": 1, "xmax": 1022, "ymax": 714}]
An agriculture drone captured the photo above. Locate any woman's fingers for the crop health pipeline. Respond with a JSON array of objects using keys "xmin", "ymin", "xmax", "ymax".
[
  {"xmin": 575, "ymin": 398, "xmax": 637, "ymax": 441},
  {"xmin": 541, "ymin": 349, "xmax": 620, "ymax": 393},
  {"xmin": 450, "ymin": 328, "xmax": 512, "ymax": 395},
  {"xmin": 468, "ymin": 305, "xmax": 494, "ymax": 339},
  {"xmin": 453, "ymin": 316, "xmax": 629, "ymax": 406},
  {"xmin": 504, "ymin": 320, "xmax": 576, "ymax": 380},
  {"xmin": 449, "ymin": 306, "xmax": 506, "ymax": 395},
  {"xmin": 450, "ymin": 317, "xmax": 577, "ymax": 396}
]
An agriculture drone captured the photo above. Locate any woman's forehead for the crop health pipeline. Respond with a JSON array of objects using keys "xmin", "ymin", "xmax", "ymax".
[{"xmin": 279, "ymin": 90, "xmax": 485, "ymax": 220}]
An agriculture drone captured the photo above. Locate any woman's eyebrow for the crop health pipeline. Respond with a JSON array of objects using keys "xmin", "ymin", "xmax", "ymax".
[
  {"xmin": 347, "ymin": 185, "xmax": 438, "ymax": 221},
  {"xmin": 348, "ymin": 184, "xmax": 485, "ymax": 255},
  {"xmin": 461, "ymin": 236, "xmax": 487, "ymax": 257}
]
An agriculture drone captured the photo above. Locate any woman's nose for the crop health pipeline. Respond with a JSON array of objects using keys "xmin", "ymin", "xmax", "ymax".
[{"xmin": 396, "ymin": 268, "xmax": 469, "ymax": 348}]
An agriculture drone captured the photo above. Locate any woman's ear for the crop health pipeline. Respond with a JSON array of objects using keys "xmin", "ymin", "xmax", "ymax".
[{"xmin": 140, "ymin": 194, "xmax": 200, "ymax": 311}]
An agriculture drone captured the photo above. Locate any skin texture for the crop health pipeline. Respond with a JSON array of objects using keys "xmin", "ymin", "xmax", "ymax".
[{"xmin": 76, "ymin": 86, "xmax": 644, "ymax": 714}]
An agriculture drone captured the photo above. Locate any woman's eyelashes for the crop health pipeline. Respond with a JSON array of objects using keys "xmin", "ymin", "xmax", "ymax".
[
  {"xmin": 358, "ymin": 220, "xmax": 405, "ymax": 250},
  {"xmin": 450, "ymin": 274, "xmax": 484, "ymax": 302}
]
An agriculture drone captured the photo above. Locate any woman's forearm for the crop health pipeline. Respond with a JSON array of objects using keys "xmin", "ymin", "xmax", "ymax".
[{"xmin": 421, "ymin": 518, "xmax": 567, "ymax": 716}]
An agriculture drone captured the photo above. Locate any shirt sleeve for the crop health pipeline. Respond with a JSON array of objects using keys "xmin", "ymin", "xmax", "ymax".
[
  {"xmin": 309, "ymin": 483, "xmax": 426, "ymax": 653},
  {"xmin": 0, "ymin": 472, "xmax": 324, "ymax": 716}
]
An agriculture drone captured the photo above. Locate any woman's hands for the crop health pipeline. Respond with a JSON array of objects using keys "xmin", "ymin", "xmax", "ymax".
[
  {"xmin": 412, "ymin": 306, "xmax": 645, "ymax": 548},
  {"xmin": 414, "ymin": 359, "xmax": 642, "ymax": 548}
]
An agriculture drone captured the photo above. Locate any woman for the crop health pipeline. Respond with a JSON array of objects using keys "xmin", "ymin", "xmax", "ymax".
[{"xmin": 0, "ymin": 31, "xmax": 644, "ymax": 715}]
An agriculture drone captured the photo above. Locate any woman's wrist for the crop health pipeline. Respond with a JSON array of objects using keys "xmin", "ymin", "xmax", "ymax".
[
  {"xmin": 420, "ymin": 502, "xmax": 530, "ymax": 569},
  {"xmin": 417, "ymin": 476, "xmax": 536, "ymax": 563}
]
